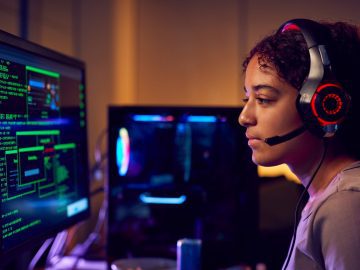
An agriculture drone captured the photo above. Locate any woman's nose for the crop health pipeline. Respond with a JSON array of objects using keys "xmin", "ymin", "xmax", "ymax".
[{"xmin": 238, "ymin": 103, "xmax": 256, "ymax": 127}]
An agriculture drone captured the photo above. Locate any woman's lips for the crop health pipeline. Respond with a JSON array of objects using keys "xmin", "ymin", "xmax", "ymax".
[
  {"xmin": 248, "ymin": 138, "xmax": 262, "ymax": 147},
  {"xmin": 245, "ymin": 132, "xmax": 263, "ymax": 147}
]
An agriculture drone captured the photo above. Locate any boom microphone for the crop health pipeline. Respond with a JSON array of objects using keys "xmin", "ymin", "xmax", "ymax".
[{"xmin": 264, "ymin": 126, "xmax": 306, "ymax": 146}]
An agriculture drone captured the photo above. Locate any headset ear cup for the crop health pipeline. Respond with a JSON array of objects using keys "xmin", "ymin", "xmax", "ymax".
[{"xmin": 311, "ymin": 83, "xmax": 350, "ymax": 130}]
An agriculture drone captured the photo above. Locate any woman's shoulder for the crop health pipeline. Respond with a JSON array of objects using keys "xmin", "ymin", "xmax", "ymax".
[
  {"xmin": 311, "ymin": 162, "xmax": 360, "ymax": 223},
  {"xmin": 337, "ymin": 160, "xmax": 360, "ymax": 192},
  {"xmin": 314, "ymin": 180, "xmax": 360, "ymax": 222}
]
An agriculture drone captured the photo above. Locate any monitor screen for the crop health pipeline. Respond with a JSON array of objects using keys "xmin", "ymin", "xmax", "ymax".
[
  {"xmin": 107, "ymin": 106, "xmax": 259, "ymax": 268},
  {"xmin": 0, "ymin": 30, "xmax": 90, "ymax": 260}
]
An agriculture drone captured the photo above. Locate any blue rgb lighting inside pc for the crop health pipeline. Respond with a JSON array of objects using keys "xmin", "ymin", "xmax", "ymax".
[
  {"xmin": 107, "ymin": 106, "xmax": 259, "ymax": 268},
  {"xmin": 0, "ymin": 30, "xmax": 90, "ymax": 261}
]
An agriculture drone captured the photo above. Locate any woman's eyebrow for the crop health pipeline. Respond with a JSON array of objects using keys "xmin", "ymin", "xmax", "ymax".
[
  {"xmin": 253, "ymin": 84, "xmax": 280, "ymax": 94},
  {"xmin": 244, "ymin": 84, "xmax": 280, "ymax": 94}
]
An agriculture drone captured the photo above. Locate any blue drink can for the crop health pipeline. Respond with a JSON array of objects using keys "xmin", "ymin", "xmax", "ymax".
[{"xmin": 177, "ymin": 238, "xmax": 202, "ymax": 270}]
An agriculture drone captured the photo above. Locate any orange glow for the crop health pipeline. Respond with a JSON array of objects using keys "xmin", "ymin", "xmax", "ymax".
[{"xmin": 258, "ymin": 164, "xmax": 300, "ymax": 184}]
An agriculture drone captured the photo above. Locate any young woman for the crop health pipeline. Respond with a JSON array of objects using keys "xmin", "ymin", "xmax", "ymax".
[{"xmin": 239, "ymin": 19, "xmax": 360, "ymax": 269}]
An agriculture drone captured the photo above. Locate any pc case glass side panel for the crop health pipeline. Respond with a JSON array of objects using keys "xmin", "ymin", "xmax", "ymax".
[{"xmin": 107, "ymin": 107, "xmax": 259, "ymax": 268}]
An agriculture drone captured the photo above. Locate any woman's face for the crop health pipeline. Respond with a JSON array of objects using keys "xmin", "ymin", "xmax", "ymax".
[{"xmin": 239, "ymin": 55, "xmax": 321, "ymax": 167}]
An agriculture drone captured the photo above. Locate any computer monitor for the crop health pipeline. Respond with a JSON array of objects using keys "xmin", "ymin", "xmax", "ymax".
[
  {"xmin": 0, "ymin": 30, "xmax": 90, "ymax": 262},
  {"xmin": 107, "ymin": 106, "xmax": 259, "ymax": 268}
]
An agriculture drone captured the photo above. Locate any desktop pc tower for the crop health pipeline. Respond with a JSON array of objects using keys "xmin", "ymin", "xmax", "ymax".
[{"xmin": 107, "ymin": 106, "xmax": 259, "ymax": 269}]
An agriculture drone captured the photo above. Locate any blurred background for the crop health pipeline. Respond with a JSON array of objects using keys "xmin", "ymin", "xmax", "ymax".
[
  {"xmin": 0, "ymin": 0, "xmax": 359, "ymax": 269},
  {"xmin": 1, "ymin": 0, "xmax": 359, "ymax": 167}
]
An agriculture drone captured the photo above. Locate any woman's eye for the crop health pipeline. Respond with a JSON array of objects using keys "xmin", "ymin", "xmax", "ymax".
[
  {"xmin": 242, "ymin": 98, "xmax": 249, "ymax": 103},
  {"xmin": 256, "ymin": 98, "xmax": 272, "ymax": 104}
]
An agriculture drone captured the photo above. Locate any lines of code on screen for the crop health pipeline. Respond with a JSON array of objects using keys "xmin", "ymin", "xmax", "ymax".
[{"xmin": 0, "ymin": 54, "xmax": 88, "ymax": 252}]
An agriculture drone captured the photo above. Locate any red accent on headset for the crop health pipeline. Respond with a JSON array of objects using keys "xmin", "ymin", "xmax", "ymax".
[
  {"xmin": 310, "ymin": 83, "xmax": 344, "ymax": 126},
  {"xmin": 322, "ymin": 93, "xmax": 342, "ymax": 115},
  {"xmin": 282, "ymin": 23, "xmax": 301, "ymax": 32}
]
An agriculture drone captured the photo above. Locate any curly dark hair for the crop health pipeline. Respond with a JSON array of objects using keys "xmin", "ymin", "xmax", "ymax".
[
  {"xmin": 243, "ymin": 29, "xmax": 310, "ymax": 90},
  {"xmin": 242, "ymin": 20, "xmax": 360, "ymax": 158}
]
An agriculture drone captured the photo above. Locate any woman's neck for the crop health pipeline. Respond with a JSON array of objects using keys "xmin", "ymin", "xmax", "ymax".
[
  {"xmin": 291, "ymin": 142, "xmax": 357, "ymax": 198},
  {"xmin": 307, "ymin": 153, "xmax": 356, "ymax": 197}
]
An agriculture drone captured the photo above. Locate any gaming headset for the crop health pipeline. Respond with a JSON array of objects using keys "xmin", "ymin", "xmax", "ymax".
[{"xmin": 278, "ymin": 18, "xmax": 351, "ymax": 138}]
